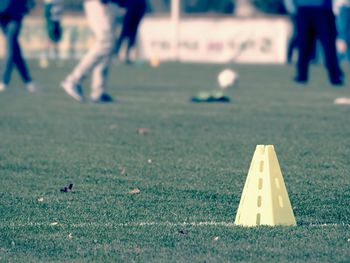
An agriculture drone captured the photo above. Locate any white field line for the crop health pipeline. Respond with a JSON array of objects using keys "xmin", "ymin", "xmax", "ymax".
[{"xmin": 1, "ymin": 221, "xmax": 349, "ymax": 228}]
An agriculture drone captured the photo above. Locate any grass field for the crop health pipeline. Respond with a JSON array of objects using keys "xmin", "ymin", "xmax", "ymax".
[{"xmin": 0, "ymin": 61, "xmax": 349, "ymax": 262}]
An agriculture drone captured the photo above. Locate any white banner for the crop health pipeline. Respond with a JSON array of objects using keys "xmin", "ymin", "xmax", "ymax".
[
  {"xmin": 139, "ymin": 17, "xmax": 290, "ymax": 64},
  {"xmin": 0, "ymin": 16, "xmax": 290, "ymax": 64}
]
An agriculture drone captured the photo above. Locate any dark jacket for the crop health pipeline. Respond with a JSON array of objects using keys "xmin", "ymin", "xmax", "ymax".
[
  {"xmin": 295, "ymin": 0, "xmax": 333, "ymax": 8},
  {"xmin": 0, "ymin": 0, "xmax": 11, "ymax": 14},
  {"xmin": 0, "ymin": 0, "xmax": 34, "ymax": 20}
]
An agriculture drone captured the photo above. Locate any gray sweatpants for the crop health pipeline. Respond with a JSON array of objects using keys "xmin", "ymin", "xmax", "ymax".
[{"xmin": 66, "ymin": 1, "xmax": 119, "ymax": 96}]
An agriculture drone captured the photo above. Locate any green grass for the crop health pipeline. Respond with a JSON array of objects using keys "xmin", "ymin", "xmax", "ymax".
[{"xmin": 0, "ymin": 61, "xmax": 349, "ymax": 262}]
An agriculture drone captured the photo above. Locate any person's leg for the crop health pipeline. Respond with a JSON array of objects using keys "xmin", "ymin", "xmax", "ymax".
[
  {"xmin": 0, "ymin": 19, "xmax": 35, "ymax": 92},
  {"xmin": 109, "ymin": 3, "xmax": 124, "ymax": 60},
  {"xmin": 343, "ymin": 7, "xmax": 350, "ymax": 62},
  {"xmin": 90, "ymin": 55, "xmax": 112, "ymax": 100},
  {"xmin": 64, "ymin": 1, "xmax": 114, "ymax": 90},
  {"xmin": 287, "ymin": 15, "xmax": 298, "ymax": 64},
  {"xmin": 309, "ymin": 38, "xmax": 319, "ymax": 64},
  {"xmin": 125, "ymin": 1, "xmax": 146, "ymax": 62},
  {"xmin": 124, "ymin": 15, "xmax": 142, "ymax": 63},
  {"xmin": 114, "ymin": 17, "xmax": 129, "ymax": 58},
  {"xmin": 127, "ymin": 11, "xmax": 145, "ymax": 49},
  {"xmin": 295, "ymin": 7, "xmax": 315, "ymax": 82},
  {"xmin": 90, "ymin": 2, "xmax": 119, "ymax": 101},
  {"xmin": 316, "ymin": 8, "xmax": 343, "ymax": 85},
  {"xmin": 1, "ymin": 19, "xmax": 32, "ymax": 88},
  {"xmin": 50, "ymin": 21, "xmax": 62, "ymax": 59},
  {"xmin": 1, "ymin": 19, "xmax": 20, "ymax": 86},
  {"xmin": 0, "ymin": 20, "xmax": 6, "ymax": 91},
  {"xmin": 12, "ymin": 21, "xmax": 32, "ymax": 84},
  {"xmin": 0, "ymin": 22, "xmax": 12, "ymax": 86},
  {"xmin": 335, "ymin": 6, "xmax": 347, "ymax": 62}
]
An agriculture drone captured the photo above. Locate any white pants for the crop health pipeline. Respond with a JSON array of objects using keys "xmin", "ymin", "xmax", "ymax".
[{"xmin": 67, "ymin": 1, "xmax": 118, "ymax": 95}]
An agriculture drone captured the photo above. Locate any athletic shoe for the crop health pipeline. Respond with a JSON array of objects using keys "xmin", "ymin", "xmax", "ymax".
[
  {"xmin": 61, "ymin": 80, "xmax": 84, "ymax": 102},
  {"xmin": 330, "ymin": 79, "xmax": 344, "ymax": 86},
  {"xmin": 27, "ymin": 82, "xmax": 40, "ymax": 92},
  {"xmin": 91, "ymin": 92, "xmax": 113, "ymax": 103},
  {"xmin": 330, "ymin": 76, "xmax": 344, "ymax": 86},
  {"xmin": 0, "ymin": 83, "xmax": 7, "ymax": 92},
  {"xmin": 294, "ymin": 76, "xmax": 308, "ymax": 84}
]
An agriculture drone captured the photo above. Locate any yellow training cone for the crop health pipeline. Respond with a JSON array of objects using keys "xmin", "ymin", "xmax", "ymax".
[
  {"xmin": 149, "ymin": 54, "xmax": 160, "ymax": 67},
  {"xmin": 234, "ymin": 145, "xmax": 296, "ymax": 227}
]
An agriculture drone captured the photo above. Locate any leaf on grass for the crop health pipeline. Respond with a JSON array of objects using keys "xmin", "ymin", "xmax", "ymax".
[
  {"xmin": 60, "ymin": 183, "xmax": 73, "ymax": 193},
  {"xmin": 110, "ymin": 124, "xmax": 118, "ymax": 130},
  {"xmin": 137, "ymin": 128, "xmax": 150, "ymax": 135},
  {"xmin": 120, "ymin": 167, "xmax": 127, "ymax": 175},
  {"xmin": 129, "ymin": 188, "xmax": 141, "ymax": 194},
  {"xmin": 178, "ymin": 229, "xmax": 187, "ymax": 235}
]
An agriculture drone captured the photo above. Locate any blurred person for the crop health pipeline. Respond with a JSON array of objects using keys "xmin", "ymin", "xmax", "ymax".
[
  {"xmin": 334, "ymin": 0, "xmax": 350, "ymax": 62},
  {"xmin": 113, "ymin": 0, "xmax": 147, "ymax": 64},
  {"xmin": 284, "ymin": 0, "xmax": 319, "ymax": 64},
  {"xmin": 293, "ymin": 0, "xmax": 343, "ymax": 86},
  {"xmin": 61, "ymin": 0, "xmax": 119, "ymax": 103},
  {"xmin": 0, "ymin": 0, "xmax": 38, "ymax": 92},
  {"xmin": 42, "ymin": 0, "xmax": 64, "ymax": 62}
]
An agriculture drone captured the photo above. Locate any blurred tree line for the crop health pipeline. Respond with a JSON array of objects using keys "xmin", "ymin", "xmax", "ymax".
[{"xmin": 60, "ymin": 0, "xmax": 285, "ymax": 15}]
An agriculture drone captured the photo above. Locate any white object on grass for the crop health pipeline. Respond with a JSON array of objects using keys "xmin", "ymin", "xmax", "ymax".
[
  {"xmin": 217, "ymin": 68, "xmax": 239, "ymax": 89},
  {"xmin": 334, "ymin": 97, "xmax": 350, "ymax": 105}
]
